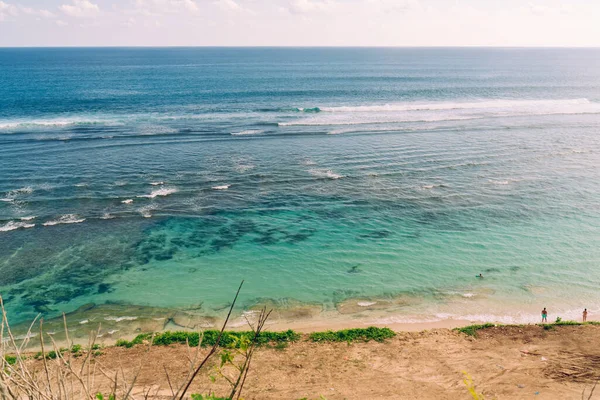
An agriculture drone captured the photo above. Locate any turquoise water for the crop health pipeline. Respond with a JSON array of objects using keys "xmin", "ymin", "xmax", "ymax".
[{"xmin": 1, "ymin": 48, "xmax": 600, "ymax": 326}]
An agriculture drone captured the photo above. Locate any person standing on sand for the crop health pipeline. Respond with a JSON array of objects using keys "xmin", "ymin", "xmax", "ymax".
[
  {"xmin": 583, "ymin": 309, "xmax": 588, "ymax": 322},
  {"xmin": 542, "ymin": 308, "xmax": 548, "ymax": 323}
]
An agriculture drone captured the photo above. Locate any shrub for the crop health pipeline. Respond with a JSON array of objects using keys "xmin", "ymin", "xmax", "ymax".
[
  {"xmin": 456, "ymin": 323, "xmax": 496, "ymax": 337},
  {"xmin": 309, "ymin": 327, "xmax": 395, "ymax": 343},
  {"xmin": 115, "ymin": 339, "xmax": 134, "ymax": 348},
  {"xmin": 116, "ymin": 329, "xmax": 301, "ymax": 349},
  {"xmin": 4, "ymin": 355, "xmax": 17, "ymax": 365},
  {"xmin": 554, "ymin": 320, "xmax": 580, "ymax": 326}
]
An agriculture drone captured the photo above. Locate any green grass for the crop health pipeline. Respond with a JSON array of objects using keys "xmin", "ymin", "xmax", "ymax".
[
  {"xmin": 117, "ymin": 329, "xmax": 301, "ymax": 348},
  {"xmin": 4, "ymin": 355, "xmax": 17, "ymax": 365},
  {"xmin": 308, "ymin": 327, "xmax": 396, "ymax": 343},
  {"xmin": 455, "ymin": 323, "xmax": 496, "ymax": 337},
  {"xmin": 456, "ymin": 320, "xmax": 600, "ymax": 337}
]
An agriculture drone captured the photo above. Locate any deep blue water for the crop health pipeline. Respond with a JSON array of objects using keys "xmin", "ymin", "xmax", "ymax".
[{"xmin": 1, "ymin": 48, "xmax": 600, "ymax": 326}]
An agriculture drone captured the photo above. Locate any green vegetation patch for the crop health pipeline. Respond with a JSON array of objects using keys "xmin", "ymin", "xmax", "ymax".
[
  {"xmin": 455, "ymin": 323, "xmax": 496, "ymax": 337},
  {"xmin": 308, "ymin": 327, "xmax": 396, "ymax": 343},
  {"xmin": 117, "ymin": 329, "xmax": 301, "ymax": 348},
  {"xmin": 4, "ymin": 355, "xmax": 17, "ymax": 365}
]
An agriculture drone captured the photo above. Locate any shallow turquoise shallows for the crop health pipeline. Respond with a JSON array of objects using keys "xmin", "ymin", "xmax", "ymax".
[{"xmin": 1, "ymin": 48, "xmax": 600, "ymax": 325}]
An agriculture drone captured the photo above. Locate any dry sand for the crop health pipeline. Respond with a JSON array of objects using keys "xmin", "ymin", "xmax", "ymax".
[{"xmin": 21, "ymin": 324, "xmax": 600, "ymax": 399}]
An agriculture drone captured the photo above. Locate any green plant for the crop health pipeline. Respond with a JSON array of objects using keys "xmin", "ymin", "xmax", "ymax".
[
  {"xmin": 115, "ymin": 338, "xmax": 135, "ymax": 348},
  {"xmin": 209, "ymin": 307, "xmax": 272, "ymax": 400},
  {"xmin": 95, "ymin": 394, "xmax": 116, "ymax": 400},
  {"xmin": 542, "ymin": 324, "xmax": 554, "ymax": 330},
  {"xmin": 309, "ymin": 327, "xmax": 395, "ymax": 343},
  {"xmin": 190, "ymin": 394, "xmax": 228, "ymax": 400},
  {"xmin": 118, "ymin": 329, "xmax": 300, "ymax": 349},
  {"xmin": 555, "ymin": 320, "xmax": 580, "ymax": 326},
  {"xmin": 455, "ymin": 324, "xmax": 496, "ymax": 337},
  {"xmin": 3, "ymin": 355, "xmax": 17, "ymax": 365},
  {"xmin": 555, "ymin": 317, "xmax": 562, "ymax": 323}
]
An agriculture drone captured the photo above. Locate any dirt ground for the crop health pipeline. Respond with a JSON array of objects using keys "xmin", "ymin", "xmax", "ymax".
[{"xmin": 22, "ymin": 325, "xmax": 600, "ymax": 399}]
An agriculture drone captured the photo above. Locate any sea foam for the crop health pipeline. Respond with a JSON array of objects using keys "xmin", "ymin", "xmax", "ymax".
[
  {"xmin": 138, "ymin": 187, "xmax": 178, "ymax": 198},
  {"xmin": 280, "ymin": 98, "xmax": 600, "ymax": 128},
  {"xmin": 42, "ymin": 214, "xmax": 86, "ymax": 226},
  {"xmin": 309, "ymin": 169, "xmax": 344, "ymax": 180},
  {"xmin": 0, "ymin": 221, "xmax": 35, "ymax": 232}
]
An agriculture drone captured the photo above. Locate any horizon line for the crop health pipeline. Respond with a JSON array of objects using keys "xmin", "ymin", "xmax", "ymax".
[{"xmin": 1, "ymin": 45, "xmax": 600, "ymax": 49}]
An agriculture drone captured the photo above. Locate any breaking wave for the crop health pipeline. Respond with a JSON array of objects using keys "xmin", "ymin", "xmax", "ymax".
[
  {"xmin": 0, "ymin": 221, "xmax": 36, "ymax": 232},
  {"xmin": 42, "ymin": 214, "xmax": 86, "ymax": 226},
  {"xmin": 137, "ymin": 187, "xmax": 178, "ymax": 199}
]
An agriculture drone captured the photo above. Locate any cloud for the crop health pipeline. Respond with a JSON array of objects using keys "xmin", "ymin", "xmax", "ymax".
[
  {"xmin": 0, "ymin": 1, "xmax": 18, "ymax": 21},
  {"xmin": 287, "ymin": 0, "xmax": 416, "ymax": 16},
  {"xmin": 60, "ymin": 0, "xmax": 100, "ymax": 18},
  {"xmin": 134, "ymin": 0, "xmax": 200, "ymax": 14},
  {"xmin": 288, "ymin": 0, "xmax": 337, "ymax": 14},
  {"xmin": 20, "ymin": 7, "xmax": 57, "ymax": 18},
  {"xmin": 366, "ymin": 0, "xmax": 418, "ymax": 13},
  {"xmin": 527, "ymin": 2, "xmax": 572, "ymax": 16},
  {"xmin": 215, "ymin": 0, "xmax": 242, "ymax": 12}
]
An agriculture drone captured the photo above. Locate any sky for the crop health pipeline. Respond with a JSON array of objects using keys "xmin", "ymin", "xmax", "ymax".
[{"xmin": 0, "ymin": 0, "xmax": 599, "ymax": 47}]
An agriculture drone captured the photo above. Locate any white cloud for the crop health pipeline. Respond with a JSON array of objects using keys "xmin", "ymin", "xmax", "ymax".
[
  {"xmin": 0, "ymin": 1, "xmax": 18, "ymax": 21},
  {"xmin": 134, "ymin": 0, "xmax": 200, "ymax": 14},
  {"xmin": 366, "ymin": 0, "xmax": 418, "ymax": 13},
  {"xmin": 21, "ymin": 7, "xmax": 57, "ymax": 18},
  {"xmin": 527, "ymin": 2, "xmax": 572, "ymax": 16},
  {"xmin": 60, "ymin": 0, "xmax": 100, "ymax": 18},
  {"xmin": 288, "ymin": 0, "xmax": 337, "ymax": 14},
  {"xmin": 215, "ymin": 0, "xmax": 242, "ymax": 12}
]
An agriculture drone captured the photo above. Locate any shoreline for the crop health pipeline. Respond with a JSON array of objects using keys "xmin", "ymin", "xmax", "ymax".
[{"xmin": 5, "ymin": 298, "xmax": 591, "ymax": 349}]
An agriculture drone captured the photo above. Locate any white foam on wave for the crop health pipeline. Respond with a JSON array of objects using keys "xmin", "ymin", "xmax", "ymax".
[
  {"xmin": 122, "ymin": 199, "xmax": 134, "ymax": 204},
  {"xmin": 231, "ymin": 129, "xmax": 264, "ymax": 136},
  {"xmin": 0, "ymin": 221, "xmax": 35, "ymax": 232},
  {"xmin": 4, "ymin": 187, "xmax": 34, "ymax": 201},
  {"xmin": 101, "ymin": 213, "xmax": 115, "ymax": 220},
  {"xmin": 319, "ymin": 98, "xmax": 593, "ymax": 113},
  {"xmin": 212, "ymin": 185, "xmax": 230, "ymax": 190},
  {"xmin": 20, "ymin": 216, "xmax": 36, "ymax": 221},
  {"xmin": 309, "ymin": 169, "xmax": 344, "ymax": 180},
  {"xmin": 0, "ymin": 117, "xmax": 123, "ymax": 130},
  {"xmin": 488, "ymin": 179, "xmax": 520, "ymax": 185},
  {"xmin": 137, "ymin": 187, "xmax": 178, "ymax": 198},
  {"xmin": 357, "ymin": 301, "xmax": 378, "ymax": 307},
  {"xmin": 280, "ymin": 98, "xmax": 600, "ymax": 128},
  {"xmin": 42, "ymin": 214, "xmax": 86, "ymax": 226},
  {"xmin": 104, "ymin": 316, "xmax": 137, "ymax": 322},
  {"xmin": 150, "ymin": 181, "xmax": 164, "ymax": 186},
  {"xmin": 139, "ymin": 205, "xmax": 154, "ymax": 218}
]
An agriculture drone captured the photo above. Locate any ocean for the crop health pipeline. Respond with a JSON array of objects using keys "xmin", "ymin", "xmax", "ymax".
[{"xmin": 1, "ymin": 47, "xmax": 600, "ymax": 329}]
